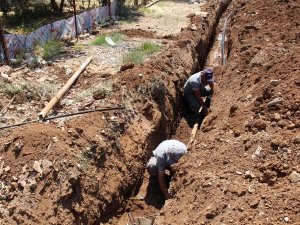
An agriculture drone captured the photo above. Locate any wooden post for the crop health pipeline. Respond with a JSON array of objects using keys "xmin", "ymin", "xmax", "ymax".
[
  {"xmin": 0, "ymin": 19, "xmax": 9, "ymax": 65},
  {"xmin": 73, "ymin": 0, "xmax": 79, "ymax": 41},
  {"xmin": 38, "ymin": 56, "xmax": 93, "ymax": 119},
  {"xmin": 108, "ymin": 0, "xmax": 112, "ymax": 25}
]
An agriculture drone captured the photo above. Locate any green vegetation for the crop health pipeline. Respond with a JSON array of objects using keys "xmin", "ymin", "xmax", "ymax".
[
  {"xmin": 91, "ymin": 33, "xmax": 124, "ymax": 46},
  {"xmin": 73, "ymin": 43, "xmax": 84, "ymax": 52},
  {"xmin": 35, "ymin": 40, "xmax": 61, "ymax": 60},
  {"xmin": 123, "ymin": 42, "xmax": 162, "ymax": 64},
  {"xmin": 0, "ymin": 82, "xmax": 23, "ymax": 97}
]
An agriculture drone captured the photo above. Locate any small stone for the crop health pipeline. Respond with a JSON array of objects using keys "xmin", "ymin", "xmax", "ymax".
[
  {"xmin": 4, "ymin": 166, "xmax": 10, "ymax": 172},
  {"xmin": 289, "ymin": 171, "xmax": 300, "ymax": 183},
  {"xmin": 247, "ymin": 94, "xmax": 252, "ymax": 99},
  {"xmin": 274, "ymin": 113, "xmax": 281, "ymax": 121},
  {"xmin": 255, "ymin": 146, "xmax": 262, "ymax": 156},
  {"xmin": 284, "ymin": 216, "xmax": 289, "ymax": 222},
  {"xmin": 236, "ymin": 171, "xmax": 243, "ymax": 175},
  {"xmin": 294, "ymin": 137, "xmax": 300, "ymax": 144},
  {"xmin": 267, "ymin": 97, "xmax": 283, "ymax": 107},
  {"xmin": 33, "ymin": 161, "xmax": 43, "ymax": 175},
  {"xmin": 250, "ymin": 198, "xmax": 260, "ymax": 208},
  {"xmin": 191, "ymin": 24, "xmax": 197, "ymax": 31},
  {"xmin": 10, "ymin": 182, "xmax": 18, "ymax": 191},
  {"xmin": 52, "ymin": 137, "xmax": 59, "ymax": 142},
  {"xmin": 202, "ymin": 182, "xmax": 212, "ymax": 188},
  {"xmin": 270, "ymin": 80, "xmax": 280, "ymax": 86}
]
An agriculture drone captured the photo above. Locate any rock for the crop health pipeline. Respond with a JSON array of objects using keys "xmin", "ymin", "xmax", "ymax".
[
  {"xmin": 18, "ymin": 180, "xmax": 27, "ymax": 189},
  {"xmin": 294, "ymin": 137, "xmax": 300, "ymax": 144},
  {"xmin": 202, "ymin": 181, "xmax": 212, "ymax": 188},
  {"xmin": 28, "ymin": 57, "xmax": 38, "ymax": 69},
  {"xmin": 289, "ymin": 171, "xmax": 300, "ymax": 183},
  {"xmin": 249, "ymin": 198, "xmax": 260, "ymax": 208},
  {"xmin": 186, "ymin": 13, "xmax": 196, "ymax": 18},
  {"xmin": 284, "ymin": 216, "xmax": 289, "ymax": 222},
  {"xmin": 236, "ymin": 171, "xmax": 243, "ymax": 175},
  {"xmin": 190, "ymin": 24, "xmax": 197, "ymax": 31},
  {"xmin": 4, "ymin": 166, "xmax": 10, "ymax": 172},
  {"xmin": 270, "ymin": 80, "xmax": 280, "ymax": 86},
  {"xmin": 28, "ymin": 178, "xmax": 37, "ymax": 192},
  {"xmin": 10, "ymin": 182, "xmax": 18, "ymax": 191},
  {"xmin": 120, "ymin": 62, "xmax": 134, "ymax": 72},
  {"xmin": 274, "ymin": 113, "xmax": 281, "ymax": 121},
  {"xmin": 254, "ymin": 146, "xmax": 262, "ymax": 156},
  {"xmin": 267, "ymin": 97, "xmax": 283, "ymax": 107},
  {"xmin": 52, "ymin": 137, "xmax": 59, "ymax": 142},
  {"xmin": 0, "ymin": 65, "xmax": 13, "ymax": 75},
  {"xmin": 229, "ymin": 104, "xmax": 238, "ymax": 116},
  {"xmin": 33, "ymin": 161, "xmax": 43, "ymax": 174},
  {"xmin": 271, "ymin": 139, "xmax": 288, "ymax": 149},
  {"xmin": 250, "ymin": 50, "xmax": 269, "ymax": 67},
  {"xmin": 93, "ymin": 90, "xmax": 106, "ymax": 100}
]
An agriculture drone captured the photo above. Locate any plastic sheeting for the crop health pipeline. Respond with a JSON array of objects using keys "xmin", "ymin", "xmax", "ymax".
[{"xmin": 0, "ymin": 2, "xmax": 116, "ymax": 62}]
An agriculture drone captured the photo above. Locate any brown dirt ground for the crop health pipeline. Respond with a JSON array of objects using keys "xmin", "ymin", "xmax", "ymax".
[{"xmin": 0, "ymin": 0, "xmax": 299, "ymax": 224}]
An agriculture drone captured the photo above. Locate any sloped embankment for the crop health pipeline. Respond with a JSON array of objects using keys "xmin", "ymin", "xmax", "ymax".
[
  {"xmin": 156, "ymin": 0, "xmax": 300, "ymax": 224},
  {"xmin": 0, "ymin": 0, "xmax": 231, "ymax": 224}
]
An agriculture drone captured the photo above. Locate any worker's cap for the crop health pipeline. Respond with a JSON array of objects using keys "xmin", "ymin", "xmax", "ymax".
[{"xmin": 203, "ymin": 68, "xmax": 214, "ymax": 83}]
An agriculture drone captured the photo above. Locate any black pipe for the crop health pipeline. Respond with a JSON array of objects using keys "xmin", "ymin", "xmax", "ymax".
[{"xmin": 0, "ymin": 106, "xmax": 125, "ymax": 131}]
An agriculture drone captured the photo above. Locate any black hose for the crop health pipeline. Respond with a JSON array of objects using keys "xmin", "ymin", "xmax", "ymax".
[{"xmin": 0, "ymin": 106, "xmax": 125, "ymax": 131}]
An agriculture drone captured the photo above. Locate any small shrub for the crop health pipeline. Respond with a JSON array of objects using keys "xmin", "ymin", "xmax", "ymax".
[
  {"xmin": 150, "ymin": 80, "xmax": 166, "ymax": 103},
  {"xmin": 42, "ymin": 40, "xmax": 61, "ymax": 60},
  {"xmin": 137, "ymin": 42, "xmax": 162, "ymax": 55},
  {"xmin": 122, "ymin": 51, "xmax": 144, "ymax": 64},
  {"xmin": 73, "ymin": 43, "xmax": 84, "ymax": 52},
  {"xmin": 91, "ymin": 33, "xmax": 124, "ymax": 46},
  {"xmin": 0, "ymin": 82, "xmax": 23, "ymax": 97},
  {"xmin": 122, "ymin": 42, "xmax": 162, "ymax": 65}
]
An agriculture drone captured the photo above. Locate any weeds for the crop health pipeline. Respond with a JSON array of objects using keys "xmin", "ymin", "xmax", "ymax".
[
  {"xmin": 42, "ymin": 40, "xmax": 61, "ymax": 60},
  {"xmin": 123, "ymin": 42, "xmax": 162, "ymax": 64},
  {"xmin": 0, "ymin": 82, "xmax": 23, "ymax": 97},
  {"xmin": 76, "ymin": 82, "xmax": 112, "ymax": 102},
  {"xmin": 73, "ymin": 43, "xmax": 84, "ymax": 52},
  {"xmin": 91, "ymin": 33, "xmax": 124, "ymax": 46},
  {"xmin": 35, "ymin": 40, "xmax": 61, "ymax": 60}
]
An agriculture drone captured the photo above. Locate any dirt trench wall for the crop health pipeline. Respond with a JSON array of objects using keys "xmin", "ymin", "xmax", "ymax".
[
  {"xmin": 0, "ymin": 1, "xmax": 231, "ymax": 224},
  {"xmin": 155, "ymin": 0, "xmax": 300, "ymax": 224}
]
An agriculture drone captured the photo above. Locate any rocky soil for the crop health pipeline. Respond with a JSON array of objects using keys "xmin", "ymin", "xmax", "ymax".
[{"xmin": 0, "ymin": 0, "xmax": 299, "ymax": 224}]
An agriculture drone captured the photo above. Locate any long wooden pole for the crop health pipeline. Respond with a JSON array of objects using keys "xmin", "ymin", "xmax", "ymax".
[
  {"xmin": 38, "ymin": 56, "xmax": 93, "ymax": 119},
  {"xmin": 73, "ymin": 0, "xmax": 79, "ymax": 41}
]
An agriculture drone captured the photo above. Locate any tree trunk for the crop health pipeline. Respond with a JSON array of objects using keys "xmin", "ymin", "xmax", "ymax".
[
  {"xmin": 59, "ymin": 0, "xmax": 65, "ymax": 14},
  {"xmin": 50, "ymin": 0, "xmax": 60, "ymax": 12}
]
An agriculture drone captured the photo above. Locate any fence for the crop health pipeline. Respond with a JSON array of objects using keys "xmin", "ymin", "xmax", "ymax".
[{"xmin": 0, "ymin": 1, "xmax": 117, "ymax": 63}]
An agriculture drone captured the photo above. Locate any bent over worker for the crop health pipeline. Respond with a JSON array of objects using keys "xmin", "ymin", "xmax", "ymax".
[
  {"xmin": 183, "ymin": 67, "xmax": 214, "ymax": 115},
  {"xmin": 146, "ymin": 140, "xmax": 187, "ymax": 199}
]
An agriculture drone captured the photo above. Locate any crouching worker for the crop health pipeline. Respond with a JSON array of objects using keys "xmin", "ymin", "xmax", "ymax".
[
  {"xmin": 183, "ymin": 67, "xmax": 214, "ymax": 116},
  {"xmin": 146, "ymin": 140, "xmax": 187, "ymax": 199}
]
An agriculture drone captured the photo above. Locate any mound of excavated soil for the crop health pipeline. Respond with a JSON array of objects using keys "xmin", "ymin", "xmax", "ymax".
[
  {"xmin": 156, "ymin": 0, "xmax": 300, "ymax": 224},
  {"xmin": 0, "ymin": 1, "xmax": 230, "ymax": 224}
]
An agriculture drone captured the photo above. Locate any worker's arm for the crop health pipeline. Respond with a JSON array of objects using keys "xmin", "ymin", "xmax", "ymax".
[
  {"xmin": 158, "ymin": 171, "xmax": 171, "ymax": 199},
  {"xmin": 194, "ymin": 90, "xmax": 208, "ymax": 114}
]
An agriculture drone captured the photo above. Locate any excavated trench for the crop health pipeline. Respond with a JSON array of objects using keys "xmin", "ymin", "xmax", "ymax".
[
  {"xmin": 102, "ymin": 1, "xmax": 233, "ymax": 224},
  {"xmin": 0, "ymin": 1, "xmax": 233, "ymax": 225}
]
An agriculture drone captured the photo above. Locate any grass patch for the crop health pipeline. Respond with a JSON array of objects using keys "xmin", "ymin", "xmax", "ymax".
[
  {"xmin": 91, "ymin": 33, "xmax": 124, "ymax": 47},
  {"xmin": 123, "ymin": 42, "xmax": 162, "ymax": 64},
  {"xmin": 35, "ymin": 40, "xmax": 61, "ymax": 60},
  {"xmin": 73, "ymin": 43, "xmax": 84, "ymax": 52},
  {"xmin": 0, "ymin": 82, "xmax": 23, "ymax": 97}
]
